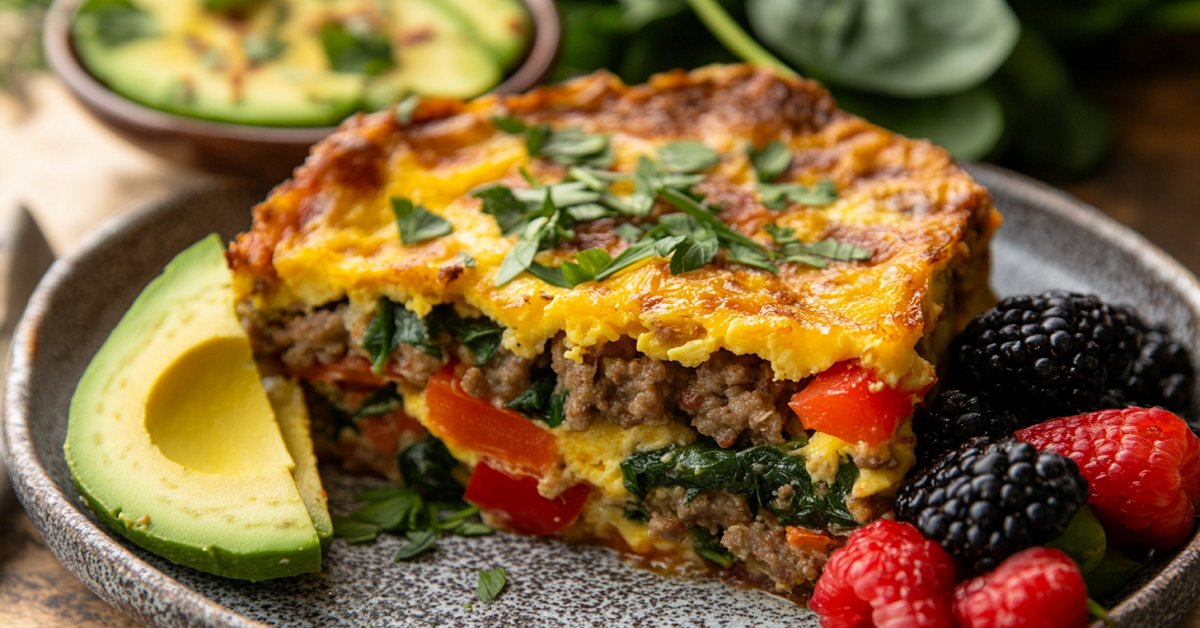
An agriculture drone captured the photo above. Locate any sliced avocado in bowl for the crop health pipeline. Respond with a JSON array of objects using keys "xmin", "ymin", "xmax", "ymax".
[{"xmin": 65, "ymin": 235, "xmax": 331, "ymax": 581}]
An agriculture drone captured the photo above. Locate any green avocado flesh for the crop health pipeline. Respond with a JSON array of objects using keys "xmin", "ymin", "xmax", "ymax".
[
  {"xmin": 65, "ymin": 235, "xmax": 330, "ymax": 581},
  {"xmin": 72, "ymin": 0, "xmax": 531, "ymax": 126}
]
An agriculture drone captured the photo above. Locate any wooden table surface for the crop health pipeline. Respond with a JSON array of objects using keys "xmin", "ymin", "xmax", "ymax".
[{"xmin": 3, "ymin": 53, "xmax": 1200, "ymax": 626}]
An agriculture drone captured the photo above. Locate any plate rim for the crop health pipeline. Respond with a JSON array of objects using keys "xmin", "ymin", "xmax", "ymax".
[{"xmin": 6, "ymin": 164, "xmax": 1200, "ymax": 627}]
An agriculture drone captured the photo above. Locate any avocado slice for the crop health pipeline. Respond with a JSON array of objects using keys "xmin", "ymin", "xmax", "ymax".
[
  {"xmin": 433, "ymin": 0, "xmax": 531, "ymax": 69},
  {"xmin": 264, "ymin": 376, "xmax": 334, "ymax": 552},
  {"xmin": 65, "ymin": 235, "xmax": 327, "ymax": 581}
]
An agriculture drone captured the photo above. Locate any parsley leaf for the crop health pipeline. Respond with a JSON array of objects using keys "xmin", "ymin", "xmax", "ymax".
[
  {"xmin": 351, "ymin": 490, "xmax": 421, "ymax": 532},
  {"xmin": 473, "ymin": 185, "xmax": 527, "ymax": 235},
  {"xmin": 669, "ymin": 234, "xmax": 720, "ymax": 275},
  {"xmin": 561, "ymin": 248, "xmax": 613, "ymax": 286},
  {"xmin": 332, "ymin": 516, "xmax": 380, "ymax": 545},
  {"xmin": 659, "ymin": 187, "xmax": 769, "ymax": 255},
  {"xmin": 526, "ymin": 263, "xmax": 572, "ymax": 288},
  {"xmin": 354, "ymin": 382, "xmax": 402, "ymax": 418},
  {"xmin": 393, "ymin": 197, "xmax": 453, "ymax": 244},
  {"xmin": 615, "ymin": 223, "xmax": 645, "ymax": 242},
  {"xmin": 747, "ymin": 140, "xmax": 792, "ymax": 183},
  {"xmin": 477, "ymin": 568, "xmax": 508, "ymax": 603},
  {"xmin": 320, "ymin": 21, "xmax": 394, "ymax": 76},
  {"xmin": 495, "ymin": 216, "xmax": 552, "ymax": 287},
  {"xmin": 657, "ymin": 141, "xmax": 721, "ymax": 174},
  {"xmin": 592, "ymin": 238, "xmax": 659, "ymax": 281},
  {"xmin": 393, "ymin": 530, "xmax": 437, "ymax": 562},
  {"xmin": 492, "ymin": 117, "xmax": 613, "ymax": 167},
  {"xmin": 759, "ymin": 181, "xmax": 838, "ymax": 211}
]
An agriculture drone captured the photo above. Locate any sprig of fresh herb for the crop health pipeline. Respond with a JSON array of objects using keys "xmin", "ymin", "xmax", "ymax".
[
  {"xmin": 477, "ymin": 568, "xmax": 508, "ymax": 603},
  {"xmin": 332, "ymin": 479, "xmax": 495, "ymax": 558},
  {"xmin": 393, "ymin": 197, "xmax": 453, "ymax": 245},
  {"xmin": 393, "ymin": 529, "xmax": 438, "ymax": 562},
  {"xmin": 492, "ymin": 117, "xmax": 613, "ymax": 168}
]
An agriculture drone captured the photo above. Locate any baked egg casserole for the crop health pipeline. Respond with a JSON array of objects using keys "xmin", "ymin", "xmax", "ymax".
[{"xmin": 226, "ymin": 64, "xmax": 1001, "ymax": 595}]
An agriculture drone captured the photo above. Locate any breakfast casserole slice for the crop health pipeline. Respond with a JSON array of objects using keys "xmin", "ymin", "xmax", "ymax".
[{"xmin": 227, "ymin": 64, "xmax": 1001, "ymax": 596}]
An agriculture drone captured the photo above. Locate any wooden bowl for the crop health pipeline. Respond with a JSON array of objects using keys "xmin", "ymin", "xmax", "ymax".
[{"xmin": 43, "ymin": 0, "xmax": 561, "ymax": 181}]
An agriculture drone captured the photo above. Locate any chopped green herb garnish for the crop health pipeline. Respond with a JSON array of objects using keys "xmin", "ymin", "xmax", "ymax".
[
  {"xmin": 320, "ymin": 21, "xmax": 394, "ymax": 76},
  {"xmin": 350, "ymin": 490, "xmax": 421, "ymax": 531},
  {"xmin": 747, "ymin": 140, "xmax": 792, "ymax": 183},
  {"xmin": 393, "ymin": 529, "xmax": 437, "ymax": 562},
  {"xmin": 614, "ymin": 223, "xmax": 645, "ymax": 242},
  {"xmin": 393, "ymin": 197, "xmax": 453, "ymax": 245},
  {"xmin": 561, "ymin": 248, "xmax": 613, "ymax": 286},
  {"xmin": 457, "ymin": 251, "xmax": 476, "ymax": 268},
  {"xmin": 657, "ymin": 141, "xmax": 721, "ymax": 174},
  {"xmin": 473, "ymin": 185, "xmax": 527, "ymax": 235},
  {"xmin": 525, "ymin": 263, "xmax": 572, "ymax": 288},
  {"xmin": 492, "ymin": 117, "xmax": 613, "ymax": 167},
  {"xmin": 477, "ymin": 568, "xmax": 508, "ymax": 604},
  {"xmin": 764, "ymin": 224, "xmax": 871, "ymax": 269},
  {"xmin": 354, "ymin": 487, "xmax": 412, "ymax": 503},
  {"xmin": 496, "ymin": 215, "xmax": 554, "ymax": 287},
  {"xmin": 455, "ymin": 522, "xmax": 496, "ymax": 537},
  {"xmin": 759, "ymin": 181, "xmax": 839, "ymax": 211}
]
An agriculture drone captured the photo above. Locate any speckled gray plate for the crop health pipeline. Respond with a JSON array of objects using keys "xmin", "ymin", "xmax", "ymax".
[{"xmin": 5, "ymin": 164, "xmax": 1200, "ymax": 628}]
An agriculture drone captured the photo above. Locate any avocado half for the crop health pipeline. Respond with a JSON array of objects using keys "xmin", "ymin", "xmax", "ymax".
[{"xmin": 65, "ymin": 234, "xmax": 331, "ymax": 581}]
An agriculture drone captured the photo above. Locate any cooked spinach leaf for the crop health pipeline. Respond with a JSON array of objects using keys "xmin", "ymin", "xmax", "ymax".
[
  {"xmin": 394, "ymin": 303, "xmax": 441, "ymax": 358},
  {"xmin": 399, "ymin": 436, "xmax": 464, "ymax": 500},
  {"xmin": 363, "ymin": 298, "xmax": 398, "ymax": 372},
  {"xmin": 320, "ymin": 21, "xmax": 394, "ymax": 76},
  {"xmin": 621, "ymin": 439, "xmax": 860, "ymax": 529},
  {"xmin": 354, "ymin": 382, "xmax": 403, "ymax": 418},
  {"xmin": 392, "ymin": 197, "xmax": 453, "ymax": 245},
  {"xmin": 690, "ymin": 526, "xmax": 736, "ymax": 568},
  {"xmin": 505, "ymin": 368, "xmax": 556, "ymax": 417},
  {"xmin": 428, "ymin": 306, "xmax": 503, "ymax": 366}
]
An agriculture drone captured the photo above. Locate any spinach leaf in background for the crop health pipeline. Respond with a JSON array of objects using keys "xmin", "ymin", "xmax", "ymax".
[
  {"xmin": 833, "ymin": 85, "xmax": 1006, "ymax": 161},
  {"xmin": 76, "ymin": 0, "xmax": 155, "ymax": 47},
  {"xmin": 399, "ymin": 437, "xmax": 464, "ymax": 500},
  {"xmin": 320, "ymin": 21, "xmax": 394, "ymax": 76},
  {"xmin": 990, "ymin": 31, "xmax": 1112, "ymax": 176},
  {"xmin": 746, "ymin": 0, "xmax": 1020, "ymax": 98}
]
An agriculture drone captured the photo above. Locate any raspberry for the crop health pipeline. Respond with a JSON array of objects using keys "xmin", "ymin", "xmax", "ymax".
[
  {"xmin": 953, "ymin": 547, "xmax": 1088, "ymax": 628},
  {"xmin": 1015, "ymin": 407, "xmax": 1200, "ymax": 549},
  {"xmin": 810, "ymin": 520, "xmax": 956, "ymax": 628}
]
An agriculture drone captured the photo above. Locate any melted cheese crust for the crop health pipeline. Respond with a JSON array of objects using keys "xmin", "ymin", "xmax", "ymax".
[{"xmin": 229, "ymin": 65, "xmax": 1000, "ymax": 387}]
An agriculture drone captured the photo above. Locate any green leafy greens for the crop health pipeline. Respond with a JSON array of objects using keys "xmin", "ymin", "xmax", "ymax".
[
  {"xmin": 320, "ymin": 21, "xmax": 394, "ymax": 76},
  {"xmin": 758, "ymin": 180, "xmax": 839, "ymax": 211},
  {"xmin": 363, "ymin": 299, "xmax": 504, "ymax": 372},
  {"xmin": 492, "ymin": 116, "xmax": 614, "ymax": 167},
  {"xmin": 620, "ymin": 439, "xmax": 860, "ymax": 529},
  {"xmin": 764, "ymin": 224, "xmax": 871, "ymax": 269},
  {"xmin": 477, "ymin": 568, "xmax": 508, "ymax": 603},
  {"xmin": 392, "ymin": 197, "xmax": 453, "ymax": 245},
  {"xmin": 504, "ymin": 368, "xmax": 568, "ymax": 428},
  {"xmin": 747, "ymin": 140, "xmax": 792, "ymax": 183}
]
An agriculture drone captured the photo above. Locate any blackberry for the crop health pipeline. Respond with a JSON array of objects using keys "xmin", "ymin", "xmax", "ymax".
[
  {"xmin": 895, "ymin": 437, "xmax": 1089, "ymax": 578},
  {"xmin": 1116, "ymin": 308, "xmax": 1194, "ymax": 414},
  {"xmin": 952, "ymin": 291, "xmax": 1140, "ymax": 416},
  {"xmin": 913, "ymin": 390, "xmax": 1027, "ymax": 461}
]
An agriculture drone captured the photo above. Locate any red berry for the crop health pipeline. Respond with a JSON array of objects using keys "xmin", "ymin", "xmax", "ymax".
[
  {"xmin": 953, "ymin": 547, "xmax": 1088, "ymax": 628},
  {"xmin": 1015, "ymin": 407, "xmax": 1200, "ymax": 549},
  {"xmin": 810, "ymin": 520, "xmax": 956, "ymax": 628}
]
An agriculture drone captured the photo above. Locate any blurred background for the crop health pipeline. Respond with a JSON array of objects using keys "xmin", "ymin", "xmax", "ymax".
[{"xmin": 1, "ymin": 1, "xmax": 1200, "ymax": 625}]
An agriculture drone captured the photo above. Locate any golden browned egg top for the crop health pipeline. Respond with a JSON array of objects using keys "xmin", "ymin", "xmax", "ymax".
[{"xmin": 228, "ymin": 65, "xmax": 1000, "ymax": 384}]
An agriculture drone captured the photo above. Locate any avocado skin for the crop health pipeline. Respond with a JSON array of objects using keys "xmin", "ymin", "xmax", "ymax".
[{"xmin": 66, "ymin": 235, "xmax": 324, "ymax": 582}]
